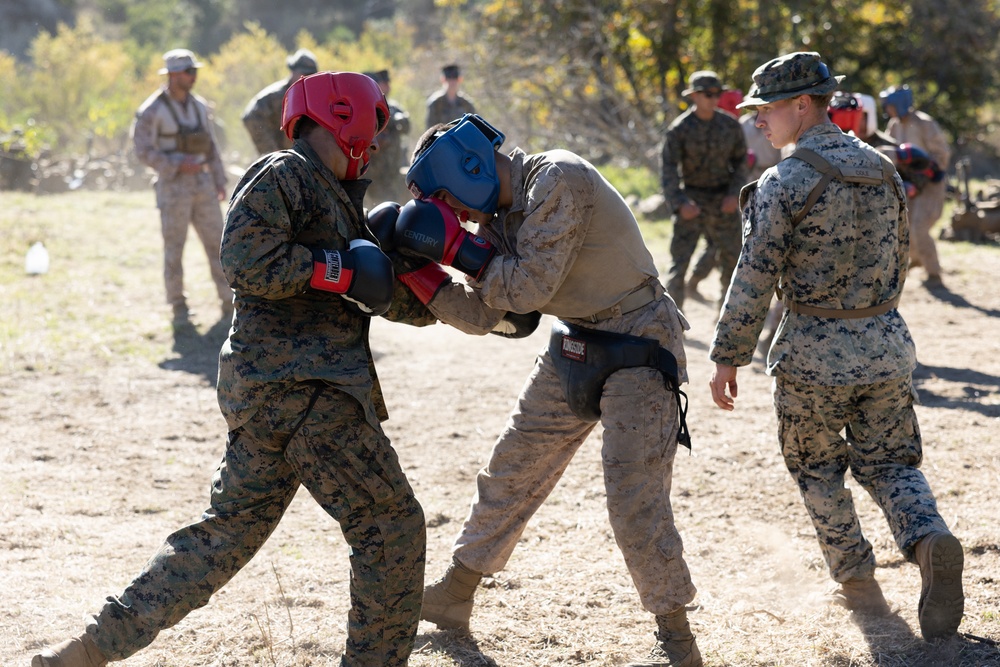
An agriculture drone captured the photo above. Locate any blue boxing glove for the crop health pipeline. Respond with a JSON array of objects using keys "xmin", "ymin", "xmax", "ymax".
[
  {"xmin": 395, "ymin": 198, "xmax": 496, "ymax": 280},
  {"xmin": 309, "ymin": 240, "xmax": 394, "ymax": 316}
]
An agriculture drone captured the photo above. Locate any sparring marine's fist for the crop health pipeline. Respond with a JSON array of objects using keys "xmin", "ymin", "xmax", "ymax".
[
  {"xmin": 309, "ymin": 240, "xmax": 394, "ymax": 316},
  {"xmin": 395, "ymin": 198, "xmax": 497, "ymax": 280}
]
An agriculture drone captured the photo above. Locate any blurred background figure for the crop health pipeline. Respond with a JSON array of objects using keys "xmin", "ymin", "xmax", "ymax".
[
  {"xmin": 880, "ymin": 85, "xmax": 951, "ymax": 288},
  {"xmin": 425, "ymin": 63, "xmax": 476, "ymax": 129},
  {"xmin": 364, "ymin": 69, "xmax": 412, "ymax": 206},
  {"xmin": 242, "ymin": 48, "xmax": 318, "ymax": 155},
  {"xmin": 132, "ymin": 48, "xmax": 233, "ymax": 331}
]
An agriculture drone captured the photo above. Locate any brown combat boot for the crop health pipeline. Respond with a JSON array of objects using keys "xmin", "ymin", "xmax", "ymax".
[
  {"xmin": 831, "ymin": 576, "xmax": 892, "ymax": 616},
  {"xmin": 627, "ymin": 608, "xmax": 703, "ymax": 667},
  {"xmin": 420, "ymin": 557, "xmax": 483, "ymax": 631},
  {"xmin": 32, "ymin": 633, "xmax": 108, "ymax": 667},
  {"xmin": 914, "ymin": 532, "xmax": 964, "ymax": 640}
]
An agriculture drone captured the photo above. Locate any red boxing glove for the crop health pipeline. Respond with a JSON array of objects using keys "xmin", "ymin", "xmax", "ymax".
[
  {"xmin": 397, "ymin": 262, "xmax": 452, "ymax": 305},
  {"xmin": 395, "ymin": 198, "xmax": 496, "ymax": 280}
]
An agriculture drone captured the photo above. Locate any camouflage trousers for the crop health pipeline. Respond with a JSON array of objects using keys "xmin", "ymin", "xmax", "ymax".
[
  {"xmin": 773, "ymin": 374, "xmax": 950, "ymax": 582},
  {"xmin": 155, "ymin": 172, "xmax": 232, "ymax": 311},
  {"xmin": 453, "ymin": 348, "xmax": 696, "ymax": 614},
  {"xmin": 908, "ymin": 180, "xmax": 946, "ymax": 276},
  {"xmin": 665, "ymin": 193, "xmax": 741, "ymax": 309},
  {"xmin": 86, "ymin": 383, "xmax": 425, "ymax": 667}
]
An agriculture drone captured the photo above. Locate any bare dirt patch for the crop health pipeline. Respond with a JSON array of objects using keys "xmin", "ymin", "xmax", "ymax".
[{"xmin": 2, "ymin": 192, "xmax": 998, "ymax": 666}]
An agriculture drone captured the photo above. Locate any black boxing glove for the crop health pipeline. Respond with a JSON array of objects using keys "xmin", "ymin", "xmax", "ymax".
[{"xmin": 309, "ymin": 240, "xmax": 394, "ymax": 316}]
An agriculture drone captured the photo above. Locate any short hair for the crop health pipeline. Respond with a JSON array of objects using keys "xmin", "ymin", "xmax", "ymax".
[
  {"xmin": 410, "ymin": 122, "xmax": 454, "ymax": 164},
  {"xmin": 809, "ymin": 92, "xmax": 836, "ymax": 110},
  {"xmin": 292, "ymin": 115, "xmax": 318, "ymax": 140}
]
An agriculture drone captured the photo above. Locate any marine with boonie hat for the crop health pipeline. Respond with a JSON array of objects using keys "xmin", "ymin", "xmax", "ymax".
[
  {"xmin": 710, "ymin": 51, "xmax": 965, "ymax": 642},
  {"xmin": 132, "ymin": 47, "xmax": 232, "ymax": 328}
]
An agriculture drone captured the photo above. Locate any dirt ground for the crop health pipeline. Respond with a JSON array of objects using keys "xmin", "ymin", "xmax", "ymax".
[{"xmin": 1, "ymin": 191, "xmax": 998, "ymax": 666}]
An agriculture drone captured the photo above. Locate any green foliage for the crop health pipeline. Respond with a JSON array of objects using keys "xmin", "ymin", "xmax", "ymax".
[{"xmin": 598, "ymin": 163, "xmax": 660, "ymax": 201}]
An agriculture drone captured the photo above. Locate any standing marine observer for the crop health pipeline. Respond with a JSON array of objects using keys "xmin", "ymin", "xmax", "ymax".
[
  {"xmin": 242, "ymin": 48, "xmax": 319, "ymax": 155},
  {"xmin": 662, "ymin": 70, "xmax": 748, "ymax": 311},
  {"xmin": 377, "ymin": 114, "xmax": 701, "ymax": 667},
  {"xmin": 132, "ymin": 48, "xmax": 233, "ymax": 328},
  {"xmin": 709, "ymin": 52, "xmax": 964, "ymax": 642},
  {"xmin": 32, "ymin": 72, "xmax": 437, "ymax": 667}
]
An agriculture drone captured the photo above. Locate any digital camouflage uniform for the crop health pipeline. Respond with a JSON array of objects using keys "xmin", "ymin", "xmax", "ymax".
[
  {"xmin": 241, "ymin": 77, "xmax": 296, "ymax": 155},
  {"xmin": 424, "ymin": 90, "xmax": 476, "ymax": 130},
  {"xmin": 886, "ymin": 110, "xmax": 951, "ymax": 278},
  {"xmin": 83, "ymin": 140, "xmax": 436, "ymax": 667},
  {"xmin": 365, "ymin": 99, "xmax": 411, "ymax": 206},
  {"xmin": 661, "ymin": 107, "xmax": 748, "ymax": 308},
  {"xmin": 426, "ymin": 148, "xmax": 697, "ymax": 614},
  {"xmin": 710, "ymin": 122, "xmax": 951, "ymax": 583},
  {"xmin": 132, "ymin": 87, "xmax": 231, "ymax": 316}
]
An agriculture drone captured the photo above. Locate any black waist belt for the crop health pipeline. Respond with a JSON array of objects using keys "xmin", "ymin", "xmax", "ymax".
[{"xmin": 549, "ymin": 321, "xmax": 691, "ymax": 450}]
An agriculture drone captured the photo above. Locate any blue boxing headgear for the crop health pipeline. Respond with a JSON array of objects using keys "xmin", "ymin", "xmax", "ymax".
[
  {"xmin": 879, "ymin": 85, "xmax": 913, "ymax": 120},
  {"xmin": 406, "ymin": 114, "xmax": 506, "ymax": 214}
]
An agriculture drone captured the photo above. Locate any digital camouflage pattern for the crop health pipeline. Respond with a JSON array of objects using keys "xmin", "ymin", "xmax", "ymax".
[
  {"xmin": 218, "ymin": 140, "xmax": 434, "ymax": 433},
  {"xmin": 711, "ymin": 117, "xmax": 951, "ymax": 586},
  {"xmin": 241, "ymin": 77, "xmax": 295, "ymax": 155},
  {"xmin": 87, "ymin": 386, "xmax": 426, "ymax": 667},
  {"xmin": 661, "ymin": 108, "xmax": 748, "ymax": 308},
  {"xmin": 86, "ymin": 138, "xmax": 435, "ymax": 666},
  {"xmin": 774, "ymin": 374, "xmax": 950, "ymax": 581},
  {"xmin": 422, "ymin": 146, "xmax": 697, "ymax": 614},
  {"xmin": 710, "ymin": 122, "xmax": 916, "ymax": 385},
  {"xmin": 132, "ymin": 87, "xmax": 231, "ymax": 312}
]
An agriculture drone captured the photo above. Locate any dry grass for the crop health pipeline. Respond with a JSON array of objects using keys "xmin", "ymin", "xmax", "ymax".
[{"xmin": 1, "ymin": 191, "xmax": 998, "ymax": 666}]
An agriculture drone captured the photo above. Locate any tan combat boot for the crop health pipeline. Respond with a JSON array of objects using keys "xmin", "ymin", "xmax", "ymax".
[
  {"xmin": 914, "ymin": 531, "xmax": 964, "ymax": 640},
  {"xmin": 32, "ymin": 633, "xmax": 108, "ymax": 667},
  {"xmin": 420, "ymin": 557, "xmax": 483, "ymax": 631},
  {"xmin": 831, "ymin": 576, "xmax": 892, "ymax": 616},
  {"xmin": 627, "ymin": 608, "xmax": 703, "ymax": 667}
]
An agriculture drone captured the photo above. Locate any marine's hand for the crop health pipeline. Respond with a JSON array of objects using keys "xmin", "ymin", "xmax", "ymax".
[
  {"xmin": 710, "ymin": 363, "xmax": 738, "ymax": 410},
  {"xmin": 679, "ymin": 202, "xmax": 701, "ymax": 220},
  {"xmin": 721, "ymin": 194, "xmax": 740, "ymax": 214}
]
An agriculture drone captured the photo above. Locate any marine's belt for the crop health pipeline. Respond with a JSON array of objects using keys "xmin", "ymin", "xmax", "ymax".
[
  {"xmin": 782, "ymin": 293, "xmax": 901, "ymax": 319},
  {"xmin": 587, "ymin": 282, "xmax": 659, "ymax": 323}
]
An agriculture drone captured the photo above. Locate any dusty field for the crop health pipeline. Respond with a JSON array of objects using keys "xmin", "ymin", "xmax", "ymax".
[{"xmin": 1, "ymin": 191, "xmax": 998, "ymax": 667}]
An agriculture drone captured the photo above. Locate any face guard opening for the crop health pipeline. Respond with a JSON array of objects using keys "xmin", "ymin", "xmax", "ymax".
[
  {"xmin": 406, "ymin": 114, "xmax": 506, "ymax": 214},
  {"xmin": 281, "ymin": 72, "xmax": 390, "ymax": 179}
]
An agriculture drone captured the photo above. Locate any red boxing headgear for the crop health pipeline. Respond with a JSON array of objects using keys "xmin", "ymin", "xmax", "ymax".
[
  {"xmin": 281, "ymin": 72, "xmax": 390, "ymax": 180},
  {"xmin": 828, "ymin": 92, "xmax": 863, "ymax": 135},
  {"xmin": 717, "ymin": 89, "xmax": 744, "ymax": 117}
]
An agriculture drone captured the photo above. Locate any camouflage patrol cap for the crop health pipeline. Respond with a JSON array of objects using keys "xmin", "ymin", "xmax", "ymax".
[
  {"xmin": 682, "ymin": 70, "xmax": 726, "ymax": 96},
  {"xmin": 158, "ymin": 49, "xmax": 202, "ymax": 74},
  {"xmin": 737, "ymin": 52, "xmax": 844, "ymax": 108},
  {"xmin": 286, "ymin": 49, "xmax": 318, "ymax": 74}
]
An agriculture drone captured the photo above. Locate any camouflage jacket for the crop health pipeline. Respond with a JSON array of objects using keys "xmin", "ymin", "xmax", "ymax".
[
  {"xmin": 425, "ymin": 90, "xmax": 476, "ymax": 129},
  {"xmin": 710, "ymin": 123, "xmax": 917, "ymax": 385},
  {"xmin": 217, "ymin": 139, "xmax": 434, "ymax": 430},
  {"xmin": 132, "ymin": 86, "xmax": 226, "ymax": 191},
  {"xmin": 241, "ymin": 77, "xmax": 295, "ymax": 155},
  {"xmin": 661, "ymin": 108, "xmax": 748, "ymax": 210}
]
